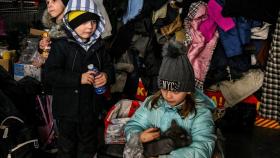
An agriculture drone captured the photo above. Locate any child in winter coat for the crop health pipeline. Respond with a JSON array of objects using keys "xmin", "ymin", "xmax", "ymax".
[
  {"xmin": 44, "ymin": 0, "xmax": 114, "ymax": 157},
  {"xmin": 42, "ymin": 0, "xmax": 68, "ymax": 39},
  {"xmin": 32, "ymin": 0, "xmax": 68, "ymax": 67},
  {"xmin": 124, "ymin": 40, "xmax": 216, "ymax": 158}
]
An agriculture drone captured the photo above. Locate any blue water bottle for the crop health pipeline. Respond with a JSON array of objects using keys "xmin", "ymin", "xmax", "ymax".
[{"xmin": 87, "ymin": 64, "xmax": 106, "ymax": 94}]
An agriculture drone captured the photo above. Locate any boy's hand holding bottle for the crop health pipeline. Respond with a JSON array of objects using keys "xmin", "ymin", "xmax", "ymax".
[
  {"xmin": 92, "ymin": 72, "xmax": 108, "ymax": 88},
  {"xmin": 81, "ymin": 64, "xmax": 108, "ymax": 94}
]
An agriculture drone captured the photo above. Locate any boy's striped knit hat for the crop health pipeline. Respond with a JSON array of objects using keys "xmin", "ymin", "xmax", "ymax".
[{"xmin": 68, "ymin": 10, "xmax": 99, "ymax": 29}]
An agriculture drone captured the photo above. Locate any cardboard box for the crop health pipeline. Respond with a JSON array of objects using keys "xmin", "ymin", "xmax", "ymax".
[
  {"xmin": 0, "ymin": 59, "xmax": 10, "ymax": 72},
  {"xmin": 14, "ymin": 63, "xmax": 41, "ymax": 81},
  {"xmin": 30, "ymin": 28, "xmax": 45, "ymax": 36}
]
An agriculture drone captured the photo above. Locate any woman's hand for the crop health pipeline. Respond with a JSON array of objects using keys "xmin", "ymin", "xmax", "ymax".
[
  {"xmin": 140, "ymin": 128, "xmax": 160, "ymax": 143},
  {"xmin": 93, "ymin": 72, "xmax": 108, "ymax": 88}
]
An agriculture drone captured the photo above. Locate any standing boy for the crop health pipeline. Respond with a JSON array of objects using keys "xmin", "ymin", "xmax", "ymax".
[{"xmin": 44, "ymin": 0, "xmax": 114, "ymax": 157}]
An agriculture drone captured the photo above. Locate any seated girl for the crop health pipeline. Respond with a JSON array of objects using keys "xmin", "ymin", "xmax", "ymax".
[{"xmin": 124, "ymin": 40, "xmax": 216, "ymax": 158}]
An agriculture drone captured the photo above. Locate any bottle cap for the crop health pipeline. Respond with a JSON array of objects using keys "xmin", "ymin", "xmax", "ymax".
[{"xmin": 87, "ymin": 64, "xmax": 94, "ymax": 70}]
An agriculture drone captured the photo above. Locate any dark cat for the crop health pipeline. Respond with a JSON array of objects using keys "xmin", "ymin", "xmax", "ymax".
[{"xmin": 143, "ymin": 119, "xmax": 192, "ymax": 157}]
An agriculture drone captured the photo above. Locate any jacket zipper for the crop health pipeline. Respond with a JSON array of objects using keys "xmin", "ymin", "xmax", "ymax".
[{"xmin": 72, "ymin": 50, "xmax": 78, "ymax": 71}]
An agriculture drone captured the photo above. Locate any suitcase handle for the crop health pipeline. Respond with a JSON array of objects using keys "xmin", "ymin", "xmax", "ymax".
[
  {"xmin": 7, "ymin": 139, "xmax": 39, "ymax": 158},
  {"xmin": 1, "ymin": 116, "xmax": 24, "ymax": 126}
]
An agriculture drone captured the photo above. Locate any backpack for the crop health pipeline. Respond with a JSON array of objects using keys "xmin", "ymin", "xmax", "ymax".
[{"xmin": 0, "ymin": 116, "xmax": 39, "ymax": 158}]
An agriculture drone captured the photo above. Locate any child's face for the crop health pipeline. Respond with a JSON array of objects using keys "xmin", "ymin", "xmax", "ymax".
[
  {"xmin": 160, "ymin": 89, "xmax": 188, "ymax": 106},
  {"xmin": 46, "ymin": 0, "xmax": 65, "ymax": 19},
  {"xmin": 74, "ymin": 20, "xmax": 97, "ymax": 41}
]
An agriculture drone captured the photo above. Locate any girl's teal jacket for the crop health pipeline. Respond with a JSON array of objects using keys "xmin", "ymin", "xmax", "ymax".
[{"xmin": 124, "ymin": 89, "xmax": 216, "ymax": 158}]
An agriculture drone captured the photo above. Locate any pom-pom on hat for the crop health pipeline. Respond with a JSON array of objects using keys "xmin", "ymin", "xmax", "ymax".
[
  {"xmin": 158, "ymin": 40, "xmax": 195, "ymax": 93},
  {"xmin": 68, "ymin": 10, "xmax": 99, "ymax": 29}
]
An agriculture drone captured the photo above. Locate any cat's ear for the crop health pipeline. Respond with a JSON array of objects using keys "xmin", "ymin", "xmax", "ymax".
[{"xmin": 171, "ymin": 119, "xmax": 178, "ymax": 128}]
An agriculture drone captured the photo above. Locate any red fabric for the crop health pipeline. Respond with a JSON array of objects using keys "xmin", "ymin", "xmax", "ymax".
[
  {"xmin": 242, "ymin": 95, "xmax": 259, "ymax": 105},
  {"xmin": 104, "ymin": 104, "xmax": 117, "ymax": 131},
  {"xmin": 205, "ymin": 89, "xmax": 260, "ymax": 110},
  {"xmin": 135, "ymin": 78, "xmax": 148, "ymax": 101},
  {"xmin": 204, "ymin": 89, "xmax": 225, "ymax": 108},
  {"xmin": 128, "ymin": 100, "xmax": 141, "ymax": 117},
  {"xmin": 104, "ymin": 100, "xmax": 141, "ymax": 129}
]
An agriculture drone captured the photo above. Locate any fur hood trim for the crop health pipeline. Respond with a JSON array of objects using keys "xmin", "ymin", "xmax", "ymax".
[
  {"xmin": 42, "ymin": 9, "xmax": 56, "ymax": 28},
  {"xmin": 41, "ymin": 9, "xmax": 66, "ymax": 39}
]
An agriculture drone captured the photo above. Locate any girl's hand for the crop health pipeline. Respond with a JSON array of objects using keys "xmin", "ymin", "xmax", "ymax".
[
  {"xmin": 93, "ymin": 72, "xmax": 108, "ymax": 88},
  {"xmin": 140, "ymin": 128, "xmax": 160, "ymax": 143},
  {"xmin": 39, "ymin": 37, "xmax": 51, "ymax": 50},
  {"xmin": 81, "ymin": 71, "xmax": 95, "ymax": 85}
]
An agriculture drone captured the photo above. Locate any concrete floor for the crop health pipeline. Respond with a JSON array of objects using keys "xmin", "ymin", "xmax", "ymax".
[
  {"xmin": 35, "ymin": 125, "xmax": 280, "ymax": 158},
  {"xmin": 224, "ymin": 126, "xmax": 280, "ymax": 158}
]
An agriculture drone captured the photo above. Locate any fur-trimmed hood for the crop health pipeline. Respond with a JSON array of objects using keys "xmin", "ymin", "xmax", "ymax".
[{"xmin": 41, "ymin": 9, "xmax": 66, "ymax": 39}]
